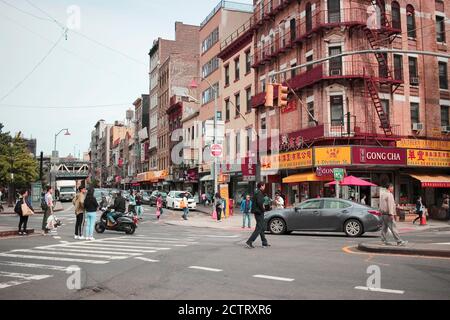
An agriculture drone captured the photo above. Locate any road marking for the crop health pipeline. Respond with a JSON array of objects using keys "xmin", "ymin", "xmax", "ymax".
[
  {"xmin": 60, "ymin": 241, "xmax": 70, "ymax": 244},
  {"xmin": 78, "ymin": 242, "xmax": 171, "ymax": 251},
  {"xmin": 435, "ymin": 243, "xmax": 450, "ymax": 245},
  {"xmin": 189, "ymin": 266, "xmax": 223, "ymax": 272},
  {"xmin": 48, "ymin": 244, "xmax": 157, "ymax": 254},
  {"xmin": 33, "ymin": 247, "xmax": 143, "ymax": 256},
  {"xmin": 355, "ymin": 286, "xmax": 405, "ymax": 295},
  {"xmin": 187, "ymin": 234, "xmax": 239, "ymax": 238},
  {"xmin": 0, "ymin": 261, "xmax": 69, "ymax": 272},
  {"xmin": 117, "ymin": 237, "xmax": 198, "ymax": 244},
  {"xmin": 134, "ymin": 236, "xmax": 195, "ymax": 241},
  {"xmin": 53, "ymin": 236, "xmax": 61, "ymax": 240},
  {"xmin": 11, "ymin": 249, "xmax": 129, "ymax": 260},
  {"xmin": 174, "ymin": 245, "xmax": 188, "ymax": 247},
  {"xmin": 0, "ymin": 271, "xmax": 52, "ymax": 281},
  {"xmin": 253, "ymin": 275, "xmax": 295, "ymax": 282},
  {"xmin": 0, "ymin": 280, "xmax": 30, "ymax": 289},
  {"xmin": 135, "ymin": 257, "xmax": 159, "ymax": 263},
  {"xmin": 100, "ymin": 239, "xmax": 197, "ymax": 245},
  {"xmin": 0, "ymin": 253, "xmax": 109, "ymax": 264}
]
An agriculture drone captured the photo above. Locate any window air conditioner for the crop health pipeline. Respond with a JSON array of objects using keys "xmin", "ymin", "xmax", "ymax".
[
  {"xmin": 412, "ymin": 123, "xmax": 424, "ymax": 131},
  {"xmin": 410, "ymin": 77, "xmax": 419, "ymax": 85}
]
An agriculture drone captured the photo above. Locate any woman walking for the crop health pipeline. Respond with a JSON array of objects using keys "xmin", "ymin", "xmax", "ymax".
[
  {"xmin": 135, "ymin": 192, "xmax": 144, "ymax": 220},
  {"xmin": 83, "ymin": 188, "xmax": 99, "ymax": 241},
  {"xmin": 15, "ymin": 189, "xmax": 34, "ymax": 236},
  {"xmin": 181, "ymin": 193, "xmax": 189, "ymax": 220},
  {"xmin": 215, "ymin": 193, "xmax": 223, "ymax": 222},
  {"xmin": 72, "ymin": 186, "xmax": 86, "ymax": 240},
  {"xmin": 128, "ymin": 190, "xmax": 136, "ymax": 215},
  {"xmin": 156, "ymin": 194, "xmax": 163, "ymax": 221},
  {"xmin": 413, "ymin": 196, "xmax": 425, "ymax": 225}
]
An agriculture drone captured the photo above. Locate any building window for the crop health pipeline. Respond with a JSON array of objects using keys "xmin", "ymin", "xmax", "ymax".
[
  {"xmin": 246, "ymin": 87, "xmax": 252, "ymax": 113},
  {"xmin": 441, "ymin": 105, "xmax": 449, "ymax": 127},
  {"xmin": 226, "ymin": 134, "xmax": 230, "ymax": 158},
  {"xmin": 328, "ymin": 0, "xmax": 341, "ymax": 23},
  {"xmin": 407, "ymin": 5, "xmax": 416, "ymax": 38},
  {"xmin": 191, "ymin": 126, "xmax": 195, "ymax": 140},
  {"xmin": 225, "ymin": 65, "xmax": 230, "ymax": 86},
  {"xmin": 410, "ymin": 102, "xmax": 420, "ymax": 124},
  {"xmin": 235, "ymin": 132, "xmax": 240, "ymax": 159},
  {"xmin": 225, "ymin": 99, "xmax": 230, "ymax": 122},
  {"xmin": 235, "ymin": 93, "xmax": 241, "ymax": 117},
  {"xmin": 245, "ymin": 50, "xmax": 251, "ymax": 74},
  {"xmin": 394, "ymin": 55, "xmax": 403, "ymax": 81},
  {"xmin": 201, "ymin": 83, "xmax": 219, "ymax": 105},
  {"xmin": 439, "ymin": 62, "xmax": 448, "ymax": 89},
  {"xmin": 261, "ymin": 116, "xmax": 267, "ymax": 130},
  {"xmin": 290, "ymin": 18, "xmax": 296, "ymax": 41},
  {"xmin": 306, "ymin": 55, "xmax": 313, "ymax": 71},
  {"xmin": 329, "ymin": 46, "xmax": 342, "ymax": 76},
  {"xmin": 409, "ymin": 57, "xmax": 419, "ymax": 85},
  {"xmin": 202, "ymin": 56, "xmax": 219, "ymax": 78},
  {"xmin": 379, "ymin": 53, "xmax": 389, "ymax": 78},
  {"xmin": 306, "ymin": 3, "xmax": 312, "ymax": 32},
  {"xmin": 436, "ymin": 15, "xmax": 446, "ymax": 43},
  {"xmin": 381, "ymin": 99, "xmax": 390, "ymax": 124},
  {"xmin": 392, "ymin": 2, "xmax": 401, "ymax": 30},
  {"xmin": 330, "ymin": 95, "xmax": 344, "ymax": 126},
  {"xmin": 261, "ymin": 79, "xmax": 266, "ymax": 93},
  {"xmin": 246, "ymin": 128, "xmax": 252, "ymax": 153},
  {"xmin": 202, "ymin": 27, "xmax": 219, "ymax": 54},
  {"xmin": 307, "ymin": 101, "xmax": 315, "ymax": 125},
  {"xmin": 235, "ymin": 57, "xmax": 240, "ymax": 81}
]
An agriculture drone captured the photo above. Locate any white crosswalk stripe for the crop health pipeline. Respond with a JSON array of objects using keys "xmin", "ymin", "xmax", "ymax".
[
  {"xmin": 0, "ymin": 253, "xmax": 109, "ymax": 264},
  {"xmin": 11, "ymin": 249, "xmax": 129, "ymax": 260}
]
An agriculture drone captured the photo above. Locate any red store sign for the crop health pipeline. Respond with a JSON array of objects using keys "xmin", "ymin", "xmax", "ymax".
[{"xmin": 352, "ymin": 147, "xmax": 407, "ymax": 165}]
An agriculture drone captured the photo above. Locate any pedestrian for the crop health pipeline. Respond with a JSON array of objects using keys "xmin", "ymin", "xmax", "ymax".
[
  {"xmin": 15, "ymin": 189, "xmax": 34, "ymax": 236},
  {"xmin": 240, "ymin": 194, "xmax": 252, "ymax": 229},
  {"xmin": 42, "ymin": 186, "xmax": 54, "ymax": 235},
  {"xmin": 361, "ymin": 195, "xmax": 367, "ymax": 205},
  {"xmin": 413, "ymin": 196, "xmax": 425, "ymax": 225},
  {"xmin": 128, "ymin": 190, "xmax": 136, "ymax": 215},
  {"xmin": 379, "ymin": 183, "xmax": 407, "ymax": 246},
  {"xmin": 246, "ymin": 182, "xmax": 270, "ymax": 249},
  {"xmin": 274, "ymin": 192, "xmax": 285, "ymax": 209},
  {"xmin": 442, "ymin": 194, "xmax": 449, "ymax": 221},
  {"xmin": 156, "ymin": 194, "xmax": 163, "ymax": 220},
  {"xmin": 83, "ymin": 188, "xmax": 99, "ymax": 241},
  {"xmin": 263, "ymin": 194, "xmax": 272, "ymax": 211},
  {"xmin": 181, "ymin": 193, "xmax": 189, "ymax": 220},
  {"xmin": 135, "ymin": 192, "xmax": 143, "ymax": 220},
  {"xmin": 0, "ymin": 189, "xmax": 3, "ymax": 213},
  {"xmin": 72, "ymin": 186, "xmax": 86, "ymax": 240},
  {"xmin": 214, "ymin": 193, "xmax": 224, "ymax": 222}
]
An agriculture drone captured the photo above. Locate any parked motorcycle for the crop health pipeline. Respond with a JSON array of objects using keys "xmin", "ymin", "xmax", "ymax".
[{"xmin": 95, "ymin": 208, "xmax": 138, "ymax": 235}]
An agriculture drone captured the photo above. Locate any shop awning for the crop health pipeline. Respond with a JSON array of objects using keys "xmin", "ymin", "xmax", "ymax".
[
  {"xmin": 409, "ymin": 174, "xmax": 450, "ymax": 188},
  {"xmin": 283, "ymin": 173, "xmax": 333, "ymax": 184},
  {"xmin": 200, "ymin": 175, "xmax": 213, "ymax": 182}
]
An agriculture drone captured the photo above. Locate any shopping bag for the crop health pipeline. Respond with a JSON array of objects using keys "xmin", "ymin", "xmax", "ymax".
[{"xmin": 212, "ymin": 209, "xmax": 217, "ymax": 220}]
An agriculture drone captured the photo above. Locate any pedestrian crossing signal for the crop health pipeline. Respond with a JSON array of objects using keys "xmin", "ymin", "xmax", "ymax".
[{"xmin": 278, "ymin": 85, "xmax": 289, "ymax": 108}]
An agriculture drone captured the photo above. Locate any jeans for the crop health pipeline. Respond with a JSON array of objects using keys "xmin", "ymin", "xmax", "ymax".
[
  {"xmin": 75, "ymin": 213, "xmax": 84, "ymax": 236},
  {"xmin": 18, "ymin": 215, "xmax": 29, "ymax": 233},
  {"xmin": 247, "ymin": 213, "xmax": 268, "ymax": 246},
  {"xmin": 216, "ymin": 208, "xmax": 222, "ymax": 221},
  {"xmin": 381, "ymin": 215, "xmax": 402, "ymax": 243},
  {"xmin": 135, "ymin": 205, "xmax": 143, "ymax": 217},
  {"xmin": 242, "ymin": 212, "xmax": 251, "ymax": 228},
  {"xmin": 182, "ymin": 207, "xmax": 189, "ymax": 219},
  {"xmin": 42, "ymin": 208, "xmax": 51, "ymax": 232},
  {"xmin": 85, "ymin": 212, "xmax": 96, "ymax": 238}
]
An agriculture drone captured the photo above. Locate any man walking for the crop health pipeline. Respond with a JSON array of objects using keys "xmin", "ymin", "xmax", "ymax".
[
  {"xmin": 73, "ymin": 186, "xmax": 86, "ymax": 240},
  {"xmin": 246, "ymin": 183, "xmax": 270, "ymax": 249},
  {"xmin": 379, "ymin": 183, "xmax": 407, "ymax": 246},
  {"xmin": 240, "ymin": 194, "xmax": 252, "ymax": 229},
  {"xmin": 42, "ymin": 186, "xmax": 54, "ymax": 235}
]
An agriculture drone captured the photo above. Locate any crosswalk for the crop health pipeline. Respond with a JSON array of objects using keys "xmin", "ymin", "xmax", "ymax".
[{"xmin": 0, "ymin": 234, "xmax": 200, "ymax": 291}]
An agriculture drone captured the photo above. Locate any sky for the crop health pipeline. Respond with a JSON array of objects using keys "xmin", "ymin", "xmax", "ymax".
[{"xmin": 0, "ymin": 0, "xmax": 253, "ymax": 158}]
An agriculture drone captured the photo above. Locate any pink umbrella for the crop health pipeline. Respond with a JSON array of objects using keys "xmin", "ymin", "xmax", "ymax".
[{"xmin": 326, "ymin": 176, "xmax": 377, "ymax": 187}]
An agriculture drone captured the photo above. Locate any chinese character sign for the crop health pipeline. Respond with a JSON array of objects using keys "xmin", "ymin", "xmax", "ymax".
[{"xmin": 407, "ymin": 149, "xmax": 450, "ymax": 167}]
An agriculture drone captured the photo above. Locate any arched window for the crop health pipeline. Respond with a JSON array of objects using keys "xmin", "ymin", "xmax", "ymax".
[
  {"xmin": 406, "ymin": 5, "xmax": 416, "ymax": 38},
  {"xmin": 306, "ymin": 2, "xmax": 312, "ymax": 32},
  {"xmin": 391, "ymin": 1, "xmax": 401, "ymax": 30}
]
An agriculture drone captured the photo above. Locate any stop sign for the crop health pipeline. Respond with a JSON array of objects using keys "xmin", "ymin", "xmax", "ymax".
[{"xmin": 210, "ymin": 144, "xmax": 223, "ymax": 158}]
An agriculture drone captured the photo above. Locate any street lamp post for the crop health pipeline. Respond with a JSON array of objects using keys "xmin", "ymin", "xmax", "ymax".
[
  {"xmin": 190, "ymin": 78, "xmax": 219, "ymax": 197},
  {"xmin": 7, "ymin": 142, "xmax": 14, "ymax": 207},
  {"xmin": 52, "ymin": 129, "xmax": 71, "ymax": 193}
]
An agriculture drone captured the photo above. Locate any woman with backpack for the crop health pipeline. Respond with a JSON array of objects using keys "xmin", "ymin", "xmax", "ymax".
[
  {"xmin": 135, "ymin": 192, "xmax": 144, "ymax": 220},
  {"xmin": 413, "ymin": 196, "xmax": 425, "ymax": 225},
  {"xmin": 15, "ymin": 189, "xmax": 34, "ymax": 236},
  {"xmin": 215, "ymin": 193, "xmax": 224, "ymax": 222}
]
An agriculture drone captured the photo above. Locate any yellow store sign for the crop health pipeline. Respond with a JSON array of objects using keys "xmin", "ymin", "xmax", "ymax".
[
  {"xmin": 314, "ymin": 147, "xmax": 352, "ymax": 166},
  {"xmin": 407, "ymin": 149, "xmax": 450, "ymax": 167},
  {"xmin": 397, "ymin": 139, "xmax": 450, "ymax": 151},
  {"xmin": 261, "ymin": 149, "xmax": 313, "ymax": 171}
]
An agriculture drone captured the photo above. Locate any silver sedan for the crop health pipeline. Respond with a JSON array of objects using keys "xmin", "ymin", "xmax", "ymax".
[{"xmin": 264, "ymin": 198, "xmax": 383, "ymax": 237}]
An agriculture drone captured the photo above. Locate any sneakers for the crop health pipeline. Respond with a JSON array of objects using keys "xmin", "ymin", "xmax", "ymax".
[
  {"xmin": 262, "ymin": 244, "xmax": 271, "ymax": 248},
  {"xmin": 87, "ymin": 237, "xmax": 95, "ymax": 241},
  {"xmin": 245, "ymin": 242, "xmax": 255, "ymax": 249},
  {"xmin": 397, "ymin": 241, "xmax": 408, "ymax": 246},
  {"xmin": 74, "ymin": 235, "xmax": 79, "ymax": 240},
  {"xmin": 79, "ymin": 236, "xmax": 85, "ymax": 240}
]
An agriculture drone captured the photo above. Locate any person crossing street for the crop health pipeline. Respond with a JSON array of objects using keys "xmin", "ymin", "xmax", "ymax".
[
  {"xmin": 240, "ymin": 194, "xmax": 252, "ymax": 229},
  {"xmin": 246, "ymin": 183, "xmax": 270, "ymax": 249},
  {"xmin": 380, "ymin": 183, "xmax": 408, "ymax": 246}
]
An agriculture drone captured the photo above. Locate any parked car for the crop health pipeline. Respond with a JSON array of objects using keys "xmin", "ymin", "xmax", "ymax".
[
  {"xmin": 149, "ymin": 191, "xmax": 167, "ymax": 207},
  {"xmin": 141, "ymin": 191, "xmax": 151, "ymax": 205},
  {"xmin": 264, "ymin": 198, "xmax": 382, "ymax": 237},
  {"xmin": 166, "ymin": 191, "xmax": 196, "ymax": 210}
]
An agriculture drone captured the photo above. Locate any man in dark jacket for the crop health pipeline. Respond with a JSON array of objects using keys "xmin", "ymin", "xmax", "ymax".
[
  {"xmin": 107, "ymin": 191, "xmax": 126, "ymax": 225},
  {"xmin": 246, "ymin": 182, "xmax": 270, "ymax": 249}
]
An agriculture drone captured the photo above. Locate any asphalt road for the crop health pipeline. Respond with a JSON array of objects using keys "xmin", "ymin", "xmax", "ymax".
[{"xmin": 0, "ymin": 202, "xmax": 449, "ymax": 300}]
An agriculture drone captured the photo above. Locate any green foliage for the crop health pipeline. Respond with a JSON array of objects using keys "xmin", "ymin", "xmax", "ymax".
[{"xmin": 0, "ymin": 123, "xmax": 39, "ymax": 187}]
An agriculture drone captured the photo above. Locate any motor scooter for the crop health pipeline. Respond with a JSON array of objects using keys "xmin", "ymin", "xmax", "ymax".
[{"xmin": 95, "ymin": 207, "xmax": 138, "ymax": 235}]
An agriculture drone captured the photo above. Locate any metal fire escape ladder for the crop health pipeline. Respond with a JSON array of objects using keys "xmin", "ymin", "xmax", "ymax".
[{"xmin": 366, "ymin": 76, "xmax": 392, "ymax": 137}]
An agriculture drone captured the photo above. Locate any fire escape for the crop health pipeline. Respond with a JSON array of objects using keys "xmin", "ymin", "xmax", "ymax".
[{"xmin": 362, "ymin": 0, "xmax": 401, "ymax": 137}]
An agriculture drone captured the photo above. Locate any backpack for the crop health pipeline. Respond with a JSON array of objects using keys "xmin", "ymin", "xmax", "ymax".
[
  {"xmin": 14, "ymin": 200, "xmax": 22, "ymax": 215},
  {"xmin": 41, "ymin": 194, "xmax": 48, "ymax": 211}
]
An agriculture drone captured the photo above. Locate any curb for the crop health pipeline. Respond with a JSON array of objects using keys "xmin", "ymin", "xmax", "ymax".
[
  {"xmin": 0, "ymin": 208, "xmax": 64, "ymax": 215},
  {"xmin": 0, "ymin": 229, "xmax": 35, "ymax": 238},
  {"xmin": 358, "ymin": 243, "xmax": 450, "ymax": 258}
]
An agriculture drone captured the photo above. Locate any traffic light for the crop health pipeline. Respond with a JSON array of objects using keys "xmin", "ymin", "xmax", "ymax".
[
  {"xmin": 264, "ymin": 84, "xmax": 274, "ymax": 107},
  {"xmin": 278, "ymin": 85, "xmax": 289, "ymax": 108}
]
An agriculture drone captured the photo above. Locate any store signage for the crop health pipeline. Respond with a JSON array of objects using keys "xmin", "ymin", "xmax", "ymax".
[
  {"xmin": 352, "ymin": 147, "xmax": 406, "ymax": 165},
  {"xmin": 407, "ymin": 149, "xmax": 450, "ymax": 167},
  {"xmin": 261, "ymin": 149, "xmax": 313, "ymax": 171},
  {"xmin": 333, "ymin": 168, "xmax": 345, "ymax": 181},
  {"xmin": 316, "ymin": 167, "xmax": 340, "ymax": 178},
  {"xmin": 397, "ymin": 139, "xmax": 450, "ymax": 151},
  {"xmin": 314, "ymin": 147, "xmax": 351, "ymax": 166},
  {"xmin": 241, "ymin": 157, "xmax": 256, "ymax": 180},
  {"xmin": 281, "ymin": 98, "xmax": 297, "ymax": 114}
]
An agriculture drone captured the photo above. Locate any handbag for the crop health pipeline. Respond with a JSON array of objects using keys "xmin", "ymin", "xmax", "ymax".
[
  {"xmin": 21, "ymin": 202, "xmax": 34, "ymax": 216},
  {"xmin": 212, "ymin": 209, "xmax": 217, "ymax": 220}
]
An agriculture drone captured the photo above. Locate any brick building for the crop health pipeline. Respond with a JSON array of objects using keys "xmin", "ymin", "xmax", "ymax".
[{"xmin": 250, "ymin": 0, "xmax": 450, "ymax": 211}]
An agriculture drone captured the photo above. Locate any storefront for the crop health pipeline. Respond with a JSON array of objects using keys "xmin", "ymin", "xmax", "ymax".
[{"xmin": 183, "ymin": 168, "xmax": 199, "ymax": 196}]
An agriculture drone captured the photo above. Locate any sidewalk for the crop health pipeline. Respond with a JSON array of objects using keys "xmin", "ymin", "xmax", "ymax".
[
  {"xmin": 0, "ymin": 201, "xmax": 64, "ymax": 215},
  {"xmin": 0, "ymin": 226, "xmax": 35, "ymax": 237},
  {"xmin": 358, "ymin": 242, "xmax": 450, "ymax": 258}
]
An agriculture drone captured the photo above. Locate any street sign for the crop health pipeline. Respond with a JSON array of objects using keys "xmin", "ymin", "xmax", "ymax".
[
  {"xmin": 333, "ymin": 168, "xmax": 345, "ymax": 181},
  {"xmin": 211, "ymin": 144, "xmax": 223, "ymax": 158}
]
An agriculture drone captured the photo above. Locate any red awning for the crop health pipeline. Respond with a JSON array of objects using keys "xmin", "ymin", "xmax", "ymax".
[{"xmin": 409, "ymin": 174, "xmax": 450, "ymax": 188}]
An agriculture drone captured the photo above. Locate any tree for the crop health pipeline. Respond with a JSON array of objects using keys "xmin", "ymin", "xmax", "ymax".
[{"xmin": 0, "ymin": 123, "xmax": 39, "ymax": 188}]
